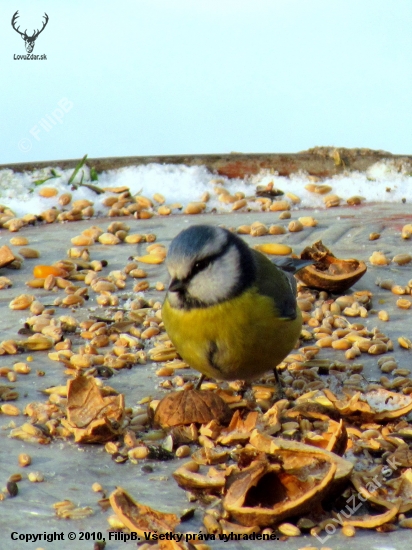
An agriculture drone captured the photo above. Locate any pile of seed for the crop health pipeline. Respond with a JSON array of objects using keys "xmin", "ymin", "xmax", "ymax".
[{"xmin": 1, "ymin": 180, "xmax": 412, "ymax": 545}]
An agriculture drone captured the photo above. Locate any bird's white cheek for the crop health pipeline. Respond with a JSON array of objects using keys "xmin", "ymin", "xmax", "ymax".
[{"xmin": 189, "ymin": 252, "xmax": 240, "ymax": 305}]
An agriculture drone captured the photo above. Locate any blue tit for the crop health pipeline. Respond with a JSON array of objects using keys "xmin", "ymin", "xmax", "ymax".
[{"xmin": 162, "ymin": 224, "xmax": 305, "ymax": 385}]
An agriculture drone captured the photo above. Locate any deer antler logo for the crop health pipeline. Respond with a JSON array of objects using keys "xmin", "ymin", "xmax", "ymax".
[{"xmin": 11, "ymin": 11, "xmax": 49, "ymax": 53}]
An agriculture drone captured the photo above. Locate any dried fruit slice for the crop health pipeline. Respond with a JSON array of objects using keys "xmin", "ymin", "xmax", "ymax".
[
  {"xmin": 364, "ymin": 389, "xmax": 412, "ymax": 421},
  {"xmin": 249, "ymin": 431, "xmax": 353, "ymax": 485},
  {"xmin": 63, "ymin": 376, "xmax": 124, "ymax": 443},
  {"xmin": 154, "ymin": 389, "xmax": 232, "ymax": 428},
  {"xmin": 223, "ymin": 454, "xmax": 337, "ymax": 527},
  {"xmin": 296, "ymin": 240, "xmax": 366, "ymax": 292},
  {"xmin": 352, "ymin": 468, "xmax": 412, "ymax": 513},
  {"xmin": 339, "ymin": 498, "xmax": 401, "ymax": 528},
  {"xmin": 221, "ymin": 431, "xmax": 353, "ymax": 526},
  {"xmin": 173, "ymin": 463, "xmax": 226, "ymax": 492},
  {"xmin": 109, "ymin": 487, "xmax": 180, "ymax": 536}
]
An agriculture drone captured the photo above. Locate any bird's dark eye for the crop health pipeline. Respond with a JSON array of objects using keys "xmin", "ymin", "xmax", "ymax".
[{"xmin": 192, "ymin": 258, "xmax": 210, "ymax": 276}]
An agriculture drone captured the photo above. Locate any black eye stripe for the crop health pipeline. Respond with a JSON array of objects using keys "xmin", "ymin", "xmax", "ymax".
[{"xmin": 186, "ymin": 239, "xmax": 233, "ymax": 282}]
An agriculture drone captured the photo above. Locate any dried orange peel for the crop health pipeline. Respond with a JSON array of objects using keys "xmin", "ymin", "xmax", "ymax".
[{"xmin": 33, "ymin": 265, "xmax": 69, "ymax": 278}]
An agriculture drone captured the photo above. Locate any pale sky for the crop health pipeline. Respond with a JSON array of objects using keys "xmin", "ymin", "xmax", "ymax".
[{"xmin": 2, "ymin": 0, "xmax": 412, "ymax": 164}]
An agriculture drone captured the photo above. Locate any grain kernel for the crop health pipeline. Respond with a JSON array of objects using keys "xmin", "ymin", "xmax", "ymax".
[
  {"xmin": 232, "ymin": 199, "xmax": 247, "ymax": 211},
  {"xmin": 9, "ymin": 294, "xmax": 34, "ymax": 310},
  {"xmin": 59, "ymin": 192, "xmax": 72, "ymax": 206},
  {"xmin": 332, "ymin": 339, "xmax": 351, "ymax": 350},
  {"xmin": 62, "ymin": 295, "xmax": 84, "ymax": 306},
  {"xmin": 393, "ymin": 253, "xmax": 412, "ymax": 265},
  {"xmin": 268, "ymin": 225, "xmax": 286, "ymax": 235},
  {"xmin": 369, "ymin": 232, "xmax": 381, "ymax": 240},
  {"xmin": 269, "ymin": 200, "xmax": 290, "ymax": 212},
  {"xmin": 347, "ymin": 195, "xmax": 364, "ymax": 206},
  {"xmin": 279, "ymin": 211, "xmax": 291, "ymax": 219},
  {"xmin": 376, "ymin": 278, "xmax": 394, "ymax": 290},
  {"xmin": 0, "ymin": 276, "xmax": 12, "ymax": 289},
  {"xmin": 129, "ymin": 268, "xmax": 148, "ymax": 278},
  {"xmin": 134, "ymin": 281, "xmax": 150, "ymax": 292},
  {"xmin": 125, "ymin": 234, "xmax": 145, "ymax": 244},
  {"xmin": 236, "ymin": 225, "xmax": 251, "ymax": 234},
  {"xmin": 369, "ymin": 251, "xmax": 389, "ymax": 265},
  {"xmin": 298, "ymin": 216, "xmax": 318, "ymax": 227},
  {"xmin": 0, "ymin": 404, "xmax": 20, "ymax": 415},
  {"xmin": 399, "ymin": 336, "xmax": 412, "ymax": 349},
  {"xmin": 401, "ymin": 224, "xmax": 412, "ymax": 239},
  {"xmin": 378, "ymin": 310, "xmax": 389, "ymax": 321},
  {"xmin": 28, "ymin": 471, "xmax": 44, "ymax": 482},
  {"xmin": 286, "ymin": 192, "xmax": 300, "ymax": 204},
  {"xmin": 392, "ymin": 285, "xmax": 408, "ymax": 295},
  {"xmin": 316, "ymin": 336, "xmax": 334, "ymax": 348},
  {"xmin": 288, "ymin": 220, "xmax": 304, "ymax": 232},
  {"xmin": 38, "ymin": 186, "xmax": 58, "ymax": 198},
  {"xmin": 158, "ymin": 205, "xmax": 171, "ymax": 216},
  {"xmin": 397, "ymin": 298, "xmax": 412, "ymax": 309},
  {"xmin": 10, "ymin": 236, "xmax": 28, "ymax": 246},
  {"xmin": 92, "ymin": 280, "xmax": 116, "ymax": 293},
  {"xmin": 345, "ymin": 347, "xmax": 361, "ymax": 360},
  {"xmin": 18, "ymin": 453, "xmax": 31, "ymax": 467},
  {"xmin": 399, "ymin": 518, "xmax": 412, "ymax": 528},
  {"xmin": 128, "ymin": 446, "xmax": 149, "ymax": 460},
  {"xmin": 278, "ymin": 523, "xmax": 301, "ymax": 537},
  {"xmin": 380, "ymin": 361, "xmax": 397, "ymax": 373},
  {"xmin": 305, "ymin": 183, "xmax": 332, "ymax": 194},
  {"xmin": 141, "ymin": 327, "xmax": 160, "ymax": 339},
  {"xmin": 13, "ymin": 362, "xmax": 31, "ymax": 374},
  {"xmin": 153, "ymin": 193, "xmax": 165, "ymax": 204},
  {"xmin": 323, "ymin": 194, "xmax": 340, "ymax": 207},
  {"xmin": 368, "ymin": 343, "xmax": 388, "ymax": 355},
  {"xmin": 71, "ymin": 235, "xmax": 95, "ymax": 246},
  {"xmin": 250, "ymin": 224, "xmax": 268, "ymax": 237},
  {"xmin": 98, "ymin": 233, "xmax": 120, "ymax": 245},
  {"xmin": 18, "ymin": 248, "xmax": 40, "ymax": 259},
  {"xmin": 342, "ymin": 525, "xmax": 356, "ymax": 537},
  {"xmin": 184, "ymin": 202, "xmax": 206, "ymax": 215},
  {"xmin": 176, "ymin": 445, "xmax": 191, "ymax": 458}
]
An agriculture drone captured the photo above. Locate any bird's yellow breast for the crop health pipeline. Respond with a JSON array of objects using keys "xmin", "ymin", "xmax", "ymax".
[{"xmin": 162, "ymin": 287, "xmax": 302, "ymax": 381}]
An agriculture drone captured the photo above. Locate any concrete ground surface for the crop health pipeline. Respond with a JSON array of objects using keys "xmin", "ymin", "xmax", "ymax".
[{"xmin": 1, "ymin": 202, "xmax": 412, "ymax": 550}]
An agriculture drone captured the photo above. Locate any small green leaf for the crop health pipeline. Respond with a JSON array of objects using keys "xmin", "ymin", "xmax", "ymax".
[
  {"xmin": 33, "ymin": 174, "xmax": 59, "ymax": 186},
  {"xmin": 68, "ymin": 154, "xmax": 88, "ymax": 186},
  {"xmin": 90, "ymin": 167, "xmax": 98, "ymax": 181}
]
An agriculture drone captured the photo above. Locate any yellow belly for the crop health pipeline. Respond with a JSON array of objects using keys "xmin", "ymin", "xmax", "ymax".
[{"xmin": 162, "ymin": 289, "xmax": 302, "ymax": 381}]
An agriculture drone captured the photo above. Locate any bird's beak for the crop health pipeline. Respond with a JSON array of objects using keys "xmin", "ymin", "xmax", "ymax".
[{"xmin": 168, "ymin": 278, "xmax": 185, "ymax": 292}]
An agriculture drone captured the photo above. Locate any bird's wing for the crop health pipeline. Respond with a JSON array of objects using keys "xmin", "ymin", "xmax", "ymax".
[
  {"xmin": 271, "ymin": 257, "xmax": 314, "ymax": 274},
  {"xmin": 251, "ymin": 250, "xmax": 301, "ymax": 320}
]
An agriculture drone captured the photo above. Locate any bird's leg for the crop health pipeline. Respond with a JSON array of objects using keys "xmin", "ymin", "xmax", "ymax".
[
  {"xmin": 273, "ymin": 367, "xmax": 286, "ymax": 399},
  {"xmin": 195, "ymin": 374, "xmax": 206, "ymax": 391}
]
